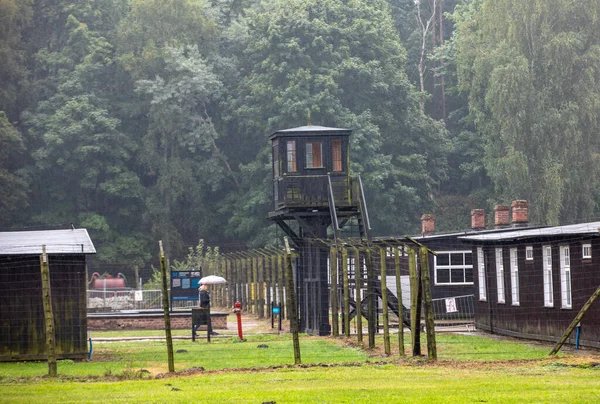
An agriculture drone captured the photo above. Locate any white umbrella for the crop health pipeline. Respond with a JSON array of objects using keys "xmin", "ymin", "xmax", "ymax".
[{"xmin": 199, "ymin": 275, "xmax": 227, "ymax": 285}]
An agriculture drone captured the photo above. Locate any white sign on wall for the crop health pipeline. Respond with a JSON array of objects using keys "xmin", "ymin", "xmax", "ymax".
[
  {"xmin": 445, "ymin": 297, "xmax": 458, "ymax": 313},
  {"xmin": 134, "ymin": 290, "xmax": 143, "ymax": 302}
]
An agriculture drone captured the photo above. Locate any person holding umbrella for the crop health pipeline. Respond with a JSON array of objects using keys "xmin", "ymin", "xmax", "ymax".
[
  {"xmin": 199, "ymin": 283, "xmax": 218, "ymax": 335},
  {"xmin": 196, "ymin": 275, "xmax": 225, "ymax": 337},
  {"xmin": 199, "ymin": 284, "xmax": 211, "ymax": 309}
]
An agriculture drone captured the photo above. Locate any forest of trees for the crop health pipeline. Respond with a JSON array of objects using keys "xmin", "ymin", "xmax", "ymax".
[{"xmin": 1, "ymin": 0, "xmax": 600, "ymax": 276}]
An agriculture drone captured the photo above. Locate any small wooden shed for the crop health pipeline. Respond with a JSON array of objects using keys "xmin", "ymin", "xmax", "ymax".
[{"xmin": 0, "ymin": 229, "xmax": 96, "ymax": 361}]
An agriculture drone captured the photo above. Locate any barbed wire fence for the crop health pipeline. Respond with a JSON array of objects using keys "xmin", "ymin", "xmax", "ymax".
[
  {"xmin": 141, "ymin": 232, "xmax": 600, "ymax": 365},
  {"xmin": 3, "ymin": 230, "xmax": 600, "ymax": 375},
  {"xmin": 188, "ymin": 236, "xmax": 441, "ymax": 360}
]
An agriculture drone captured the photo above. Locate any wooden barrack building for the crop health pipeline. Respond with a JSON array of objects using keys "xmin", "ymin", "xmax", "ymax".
[{"xmin": 0, "ymin": 229, "xmax": 96, "ymax": 361}]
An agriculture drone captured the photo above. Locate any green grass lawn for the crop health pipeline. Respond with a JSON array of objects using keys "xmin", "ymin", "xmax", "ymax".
[
  {"xmin": 90, "ymin": 329, "xmax": 194, "ymax": 338},
  {"xmin": 0, "ymin": 332, "xmax": 555, "ymax": 379},
  {"xmin": 364, "ymin": 332, "xmax": 553, "ymax": 361},
  {"xmin": 1, "ymin": 362, "xmax": 599, "ymax": 403},
  {"xmin": 1, "ymin": 332, "xmax": 597, "ymax": 403},
  {"xmin": 434, "ymin": 333, "xmax": 553, "ymax": 361},
  {"xmin": 0, "ymin": 334, "xmax": 372, "ymax": 378}
]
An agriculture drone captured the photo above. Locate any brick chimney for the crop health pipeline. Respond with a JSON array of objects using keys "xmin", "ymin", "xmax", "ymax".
[
  {"xmin": 511, "ymin": 200, "xmax": 529, "ymax": 227},
  {"xmin": 494, "ymin": 205, "xmax": 510, "ymax": 228},
  {"xmin": 421, "ymin": 214, "xmax": 435, "ymax": 236},
  {"xmin": 471, "ymin": 209, "xmax": 485, "ymax": 230}
]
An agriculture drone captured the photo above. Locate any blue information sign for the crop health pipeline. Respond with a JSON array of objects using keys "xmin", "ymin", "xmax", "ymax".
[{"xmin": 170, "ymin": 269, "xmax": 202, "ymax": 301}]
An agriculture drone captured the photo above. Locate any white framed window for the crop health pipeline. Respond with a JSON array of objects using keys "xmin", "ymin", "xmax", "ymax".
[
  {"xmin": 286, "ymin": 140, "xmax": 297, "ymax": 172},
  {"xmin": 542, "ymin": 245, "xmax": 554, "ymax": 307},
  {"xmin": 434, "ymin": 251, "xmax": 474, "ymax": 285},
  {"xmin": 348, "ymin": 256, "xmax": 356, "ymax": 278},
  {"xmin": 389, "ymin": 246, "xmax": 406, "ymax": 258},
  {"xmin": 332, "ymin": 139, "xmax": 343, "ymax": 172},
  {"xmin": 525, "ymin": 246, "xmax": 533, "ymax": 261},
  {"xmin": 305, "ymin": 142, "xmax": 323, "ymax": 168},
  {"xmin": 273, "ymin": 139, "xmax": 280, "ymax": 177},
  {"xmin": 582, "ymin": 243, "xmax": 592, "ymax": 259},
  {"xmin": 510, "ymin": 248, "xmax": 519, "ymax": 306},
  {"xmin": 386, "ymin": 247, "xmax": 394, "ymax": 257},
  {"xmin": 560, "ymin": 245, "xmax": 572, "ymax": 309},
  {"xmin": 394, "ymin": 246, "xmax": 406, "ymax": 257},
  {"xmin": 495, "ymin": 248, "xmax": 505, "ymax": 304},
  {"xmin": 477, "ymin": 247, "xmax": 486, "ymax": 301}
]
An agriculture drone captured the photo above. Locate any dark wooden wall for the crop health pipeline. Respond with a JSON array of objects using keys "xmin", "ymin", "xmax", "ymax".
[
  {"xmin": 0, "ymin": 254, "xmax": 88, "ymax": 361},
  {"xmin": 473, "ymin": 238, "xmax": 600, "ymax": 348}
]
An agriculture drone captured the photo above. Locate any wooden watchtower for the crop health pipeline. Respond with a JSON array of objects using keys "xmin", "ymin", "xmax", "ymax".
[{"xmin": 268, "ymin": 125, "xmax": 371, "ymax": 335}]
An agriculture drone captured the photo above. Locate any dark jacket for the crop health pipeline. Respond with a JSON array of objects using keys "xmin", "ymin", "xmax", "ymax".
[{"xmin": 199, "ymin": 289, "xmax": 210, "ymax": 309}]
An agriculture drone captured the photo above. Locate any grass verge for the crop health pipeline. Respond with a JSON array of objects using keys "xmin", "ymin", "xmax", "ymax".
[
  {"xmin": 1, "ymin": 362, "xmax": 600, "ymax": 403},
  {"xmin": 1, "ymin": 332, "xmax": 599, "ymax": 403}
]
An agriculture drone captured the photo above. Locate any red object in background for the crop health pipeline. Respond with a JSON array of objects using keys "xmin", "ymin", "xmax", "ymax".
[
  {"xmin": 234, "ymin": 301, "xmax": 243, "ymax": 340},
  {"xmin": 93, "ymin": 277, "xmax": 126, "ymax": 289},
  {"xmin": 89, "ymin": 273, "xmax": 127, "ymax": 289}
]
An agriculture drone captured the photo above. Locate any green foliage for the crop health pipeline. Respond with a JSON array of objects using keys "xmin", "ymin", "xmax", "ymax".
[
  {"xmin": 135, "ymin": 45, "xmax": 231, "ymax": 256},
  {"xmin": 454, "ymin": 0, "xmax": 600, "ymax": 224},
  {"xmin": 170, "ymin": 239, "xmax": 220, "ymax": 275},
  {"xmin": 142, "ymin": 265, "xmax": 163, "ymax": 290},
  {"xmin": 20, "ymin": 1, "xmax": 146, "ymax": 276},
  {"xmin": 116, "ymin": 0, "xmax": 218, "ymax": 80},
  {"xmin": 8, "ymin": 0, "xmax": 600, "ymax": 279},
  {"xmin": 226, "ymin": 0, "xmax": 449, "ymax": 237},
  {"xmin": 0, "ymin": 0, "xmax": 33, "ymax": 119},
  {"xmin": 0, "ymin": 111, "xmax": 28, "ymax": 222}
]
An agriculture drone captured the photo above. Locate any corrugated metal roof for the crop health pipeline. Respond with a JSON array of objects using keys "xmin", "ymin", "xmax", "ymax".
[
  {"xmin": 0, "ymin": 229, "xmax": 96, "ymax": 255},
  {"xmin": 459, "ymin": 221, "xmax": 600, "ymax": 242},
  {"xmin": 373, "ymin": 226, "xmax": 544, "ymax": 243}
]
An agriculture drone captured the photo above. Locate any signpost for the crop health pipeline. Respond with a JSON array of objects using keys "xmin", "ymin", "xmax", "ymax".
[
  {"xmin": 170, "ymin": 268, "xmax": 202, "ymax": 307},
  {"xmin": 271, "ymin": 302, "xmax": 282, "ymax": 331}
]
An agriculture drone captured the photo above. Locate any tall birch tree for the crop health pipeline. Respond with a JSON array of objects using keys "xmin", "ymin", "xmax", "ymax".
[{"xmin": 455, "ymin": 0, "xmax": 600, "ymax": 224}]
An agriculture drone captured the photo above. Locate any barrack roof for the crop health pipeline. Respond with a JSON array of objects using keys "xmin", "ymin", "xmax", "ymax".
[
  {"xmin": 0, "ymin": 229, "xmax": 96, "ymax": 255},
  {"xmin": 459, "ymin": 221, "xmax": 600, "ymax": 242}
]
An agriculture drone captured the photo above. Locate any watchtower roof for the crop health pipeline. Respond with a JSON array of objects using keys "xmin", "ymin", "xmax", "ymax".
[{"xmin": 269, "ymin": 125, "xmax": 351, "ymax": 139}]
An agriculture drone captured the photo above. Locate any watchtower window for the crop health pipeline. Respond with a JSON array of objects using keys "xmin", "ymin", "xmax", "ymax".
[
  {"xmin": 332, "ymin": 140, "xmax": 342, "ymax": 171},
  {"xmin": 287, "ymin": 141, "xmax": 297, "ymax": 172},
  {"xmin": 273, "ymin": 140, "xmax": 280, "ymax": 177},
  {"xmin": 306, "ymin": 142, "xmax": 323, "ymax": 168}
]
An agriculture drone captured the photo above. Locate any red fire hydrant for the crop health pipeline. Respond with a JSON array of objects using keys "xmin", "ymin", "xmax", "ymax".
[{"xmin": 233, "ymin": 301, "xmax": 244, "ymax": 340}]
